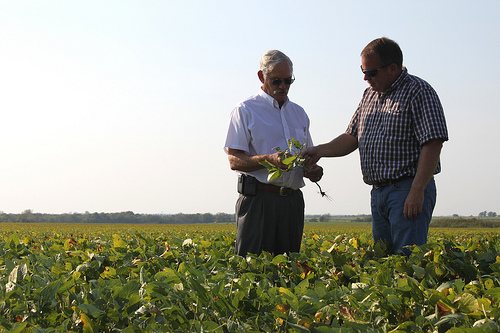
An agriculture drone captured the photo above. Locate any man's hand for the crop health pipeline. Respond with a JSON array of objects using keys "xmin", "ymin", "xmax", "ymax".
[
  {"xmin": 304, "ymin": 164, "xmax": 323, "ymax": 183},
  {"xmin": 403, "ymin": 139, "xmax": 443, "ymax": 220},
  {"xmin": 301, "ymin": 146, "xmax": 322, "ymax": 166},
  {"xmin": 267, "ymin": 151, "xmax": 288, "ymax": 170},
  {"xmin": 404, "ymin": 189, "xmax": 424, "ymax": 220}
]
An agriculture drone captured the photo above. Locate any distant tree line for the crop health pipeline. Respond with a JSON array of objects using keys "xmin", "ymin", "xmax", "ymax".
[
  {"xmin": 306, "ymin": 214, "xmax": 372, "ymax": 223},
  {"xmin": 431, "ymin": 217, "xmax": 500, "ymax": 228},
  {"xmin": 4, "ymin": 211, "xmax": 497, "ymax": 226},
  {"xmin": 0, "ymin": 210, "xmax": 236, "ymax": 224},
  {"xmin": 478, "ymin": 211, "xmax": 497, "ymax": 217}
]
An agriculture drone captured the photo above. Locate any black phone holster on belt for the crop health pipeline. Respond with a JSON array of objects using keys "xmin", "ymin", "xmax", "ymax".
[{"xmin": 237, "ymin": 174, "xmax": 258, "ymax": 196}]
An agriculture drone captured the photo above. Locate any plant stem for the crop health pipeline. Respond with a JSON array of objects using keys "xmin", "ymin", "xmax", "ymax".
[{"xmin": 315, "ymin": 182, "xmax": 332, "ymax": 201}]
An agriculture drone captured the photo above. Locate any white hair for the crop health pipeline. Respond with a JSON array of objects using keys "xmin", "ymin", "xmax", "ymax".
[{"xmin": 259, "ymin": 50, "xmax": 293, "ymax": 77}]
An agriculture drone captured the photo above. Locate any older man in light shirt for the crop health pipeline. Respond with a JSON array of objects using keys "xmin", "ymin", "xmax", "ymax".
[{"xmin": 224, "ymin": 50, "xmax": 323, "ymax": 256}]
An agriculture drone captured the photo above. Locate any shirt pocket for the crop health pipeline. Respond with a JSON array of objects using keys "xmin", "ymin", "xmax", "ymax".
[
  {"xmin": 381, "ymin": 98, "xmax": 411, "ymax": 130},
  {"xmin": 292, "ymin": 127, "xmax": 308, "ymax": 147},
  {"xmin": 381, "ymin": 105, "xmax": 411, "ymax": 139}
]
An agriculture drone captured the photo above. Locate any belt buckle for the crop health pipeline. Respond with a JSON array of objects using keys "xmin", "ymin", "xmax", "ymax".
[{"xmin": 279, "ymin": 187, "xmax": 288, "ymax": 196}]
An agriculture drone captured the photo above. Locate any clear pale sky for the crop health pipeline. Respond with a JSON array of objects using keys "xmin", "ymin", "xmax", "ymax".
[{"xmin": 1, "ymin": 1, "xmax": 499, "ymax": 216}]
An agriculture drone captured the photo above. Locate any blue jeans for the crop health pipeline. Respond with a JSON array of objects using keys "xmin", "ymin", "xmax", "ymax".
[{"xmin": 371, "ymin": 177, "xmax": 437, "ymax": 256}]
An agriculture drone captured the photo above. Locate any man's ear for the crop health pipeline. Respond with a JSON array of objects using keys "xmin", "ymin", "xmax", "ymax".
[
  {"xmin": 258, "ymin": 70, "xmax": 265, "ymax": 83},
  {"xmin": 389, "ymin": 63, "xmax": 401, "ymax": 76}
]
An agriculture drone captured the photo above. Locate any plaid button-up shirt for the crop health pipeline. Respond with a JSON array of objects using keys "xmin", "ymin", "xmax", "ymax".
[{"xmin": 346, "ymin": 68, "xmax": 448, "ymax": 185}]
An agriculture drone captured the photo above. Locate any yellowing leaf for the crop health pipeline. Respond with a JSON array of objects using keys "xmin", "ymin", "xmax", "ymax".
[
  {"xmin": 275, "ymin": 303, "xmax": 290, "ymax": 314},
  {"xmin": 100, "ymin": 266, "xmax": 116, "ymax": 279},
  {"xmin": 298, "ymin": 318, "xmax": 311, "ymax": 328},
  {"xmin": 485, "ymin": 278, "xmax": 495, "ymax": 290},
  {"xmin": 349, "ymin": 237, "xmax": 359, "ymax": 249},
  {"xmin": 23, "ymin": 235, "xmax": 33, "ymax": 244},
  {"xmin": 199, "ymin": 240, "xmax": 212, "ymax": 249},
  {"xmin": 279, "ymin": 287, "xmax": 299, "ymax": 310},
  {"xmin": 81, "ymin": 312, "xmax": 97, "ymax": 333},
  {"xmin": 178, "ymin": 262, "xmax": 189, "ymax": 274},
  {"xmin": 458, "ymin": 292, "xmax": 480, "ymax": 313},
  {"xmin": 112, "ymin": 234, "xmax": 126, "ymax": 249}
]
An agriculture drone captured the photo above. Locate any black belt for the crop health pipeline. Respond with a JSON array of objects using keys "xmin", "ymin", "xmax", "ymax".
[
  {"xmin": 257, "ymin": 183, "xmax": 295, "ymax": 196},
  {"xmin": 372, "ymin": 175, "xmax": 413, "ymax": 189}
]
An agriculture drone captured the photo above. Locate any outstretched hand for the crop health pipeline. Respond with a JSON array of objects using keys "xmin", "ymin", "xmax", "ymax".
[{"xmin": 301, "ymin": 146, "xmax": 322, "ymax": 166}]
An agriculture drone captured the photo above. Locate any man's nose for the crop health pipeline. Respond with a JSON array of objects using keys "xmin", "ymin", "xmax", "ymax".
[{"xmin": 279, "ymin": 81, "xmax": 289, "ymax": 89}]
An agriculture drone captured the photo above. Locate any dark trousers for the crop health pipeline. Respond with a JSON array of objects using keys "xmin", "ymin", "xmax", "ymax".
[{"xmin": 234, "ymin": 189, "xmax": 304, "ymax": 256}]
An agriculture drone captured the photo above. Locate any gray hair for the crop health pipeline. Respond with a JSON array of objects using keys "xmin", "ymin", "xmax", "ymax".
[{"xmin": 259, "ymin": 50, "xmax": 293, "ymax": 78}]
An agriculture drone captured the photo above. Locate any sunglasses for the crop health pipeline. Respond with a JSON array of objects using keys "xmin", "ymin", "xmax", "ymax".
[
  {"xmin": 361, "ymin": 64, "xmax": 390, "ymax": 77},
  {"xmin": 269, "ymin": 75, "xmax": 295, "ymax": 85}
]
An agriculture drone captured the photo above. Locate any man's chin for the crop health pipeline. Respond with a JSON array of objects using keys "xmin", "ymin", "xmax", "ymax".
[{"xmin": 273, "ymin": 92, "xmax": 288, "ymax": 100}]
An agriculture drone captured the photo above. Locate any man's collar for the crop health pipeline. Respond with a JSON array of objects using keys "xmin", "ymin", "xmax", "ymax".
[
  {"xmin": 383, "ymin": 67, "xmax": 408, "ymax": 95},
  {"xmin": 259, "ymin": 88, "xmax": 289, "ymax": 109}
]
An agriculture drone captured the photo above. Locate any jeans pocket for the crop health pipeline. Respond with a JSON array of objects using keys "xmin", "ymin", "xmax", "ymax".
[
  {"xmin": 392, "ymin": 178, "xmax": 413, "ymax": 191},
  {"xmin": 424, "ymin": 178, "xmax": 437, "ymax": 198}
]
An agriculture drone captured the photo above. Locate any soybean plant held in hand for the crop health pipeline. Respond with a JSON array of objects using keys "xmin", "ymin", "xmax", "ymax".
[{"xmin": 260, "ymin": 138, "xmax": 331, "ymax": 200}]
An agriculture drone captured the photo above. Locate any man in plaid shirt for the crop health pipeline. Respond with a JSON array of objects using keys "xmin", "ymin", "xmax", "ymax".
[{"xmin": 303, "ymin": 37, "xmax": 448, "ymax": 255}]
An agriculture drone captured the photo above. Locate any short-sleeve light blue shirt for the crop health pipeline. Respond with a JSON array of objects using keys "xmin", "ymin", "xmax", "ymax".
[{"xmin": 225, "ymin": 89, "xmax": 313, "ymax": 189}]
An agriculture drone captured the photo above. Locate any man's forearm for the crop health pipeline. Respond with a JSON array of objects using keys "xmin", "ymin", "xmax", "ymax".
[
  {"xmin": 227, "ymin": 149, "xmax": 266, "ymax": 172},
  {"xmin": 404, "ymin": 139, "xmax": 443, "ymax": 219},
  {"xmin": 411, "ymin": 139, "xmax": 443, "ymax": 191},
  {"xmin": 319, "ymin": 133, "xmax": 358, "ymax": 157}
]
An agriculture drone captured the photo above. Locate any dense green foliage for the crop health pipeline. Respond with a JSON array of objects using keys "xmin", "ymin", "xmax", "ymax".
[{"xmin": 2, "ymin": 223, "xmax": 500, "ymax": 332}]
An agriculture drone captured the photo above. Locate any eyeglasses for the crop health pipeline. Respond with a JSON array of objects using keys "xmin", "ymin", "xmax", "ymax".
[
  {"xmin": 361, "ymin": 64, "xmax": 390, "ymax": 77},
  {"xmin": 269, "ymin": 75, "xmax": 295, "ymax": 85}
]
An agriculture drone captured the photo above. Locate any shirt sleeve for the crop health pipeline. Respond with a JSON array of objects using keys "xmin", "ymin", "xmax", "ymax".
[
  {"xmin": 224, "ymin": 106, "xmax": 250, "ymax": 154},
  {"xmin": 346, "ymin": 101, "xmax": 362, "ymax": 137},
  {"xmin": 411, "ymin": 84, "xmax": 449, "ymax": 144}
]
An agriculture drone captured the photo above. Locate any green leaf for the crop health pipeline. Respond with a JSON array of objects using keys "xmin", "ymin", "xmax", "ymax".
[
  {"xmin": 279, "ymin": 287, "xmax": 299, "ymax": 310},
  {"xmin": 79, "ymin": 303, "xmax": 105, "ymax": 318},
  {"xmin": 412, "ymin": 264, "xmax": 425, "ymax": 279},
  {"xmin": 260, "ymin": 160, "xmax": 277, "ymax": 170},
  {"xmin": 202, "ymin": 321, "xmax": 221, "ymax": 330},
  {"xmin": 7, "ymin": 233, "xmax": 20, "ymax": 249},
  {"xmin": 294, "ymin": 278, "xmax": 309, "ymax": 296},
  {"xmin": 272, "ymin": 254, "xmax": 288, "ymax": 265},
  {"xmin": 10, "ymin": 323, "xmax": 28, "ymax": 333},
  {"xmin": 268, "ymin": 170, "xmax": 282, "ymax": 181},
  {"xmin": 290, "ymin": 138, "xmax": 304, "ymax": 149},
  {"xmin": 282, "ymin": 155, "xmax": 296, "ymax": 165},
  {"xmin": 286, "ymin": 321, "xmax": 310, "ymax": 332},
  {"xmin": 40, "ymin": 280, "xmax": 61, "ymax": 310},
  {"xmin": 114, "ymin": 279, "xmax": 141, "ymax": 299},
  {"xmin": 386, "ymin": 294, "xmax": 402, "ymax": 305}
]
